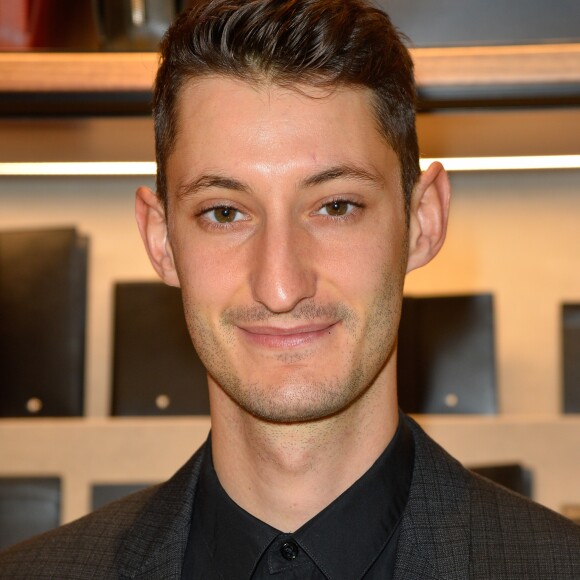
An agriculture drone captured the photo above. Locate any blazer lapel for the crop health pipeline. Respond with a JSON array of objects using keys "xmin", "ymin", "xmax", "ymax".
[
  {"xmin": 394, "ymin": 416, "xmax": 472, "ymax": 580},
  {"xmin": 117, "ymin": 445, "xmax": 207, "ymax": 579}
]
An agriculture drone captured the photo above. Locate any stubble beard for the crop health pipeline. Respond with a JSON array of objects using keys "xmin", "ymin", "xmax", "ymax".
[{"xmin": 181, "ymin": 267, "xmax": 404, "ymax": 425}]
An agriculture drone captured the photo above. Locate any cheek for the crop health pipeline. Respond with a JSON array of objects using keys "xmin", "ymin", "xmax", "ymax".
[
  {"xmin": 323, "ymin": 223, "xmax": 407, "ymax": 298},
  {"xmin": 172, "ymin": 233, "xmax": 246, "ymax": 316}
]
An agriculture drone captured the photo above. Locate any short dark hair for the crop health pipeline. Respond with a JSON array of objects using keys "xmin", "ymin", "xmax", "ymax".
[{"xmin": 154, "ymin": 0, "xmax": 419, "ymax": 219}]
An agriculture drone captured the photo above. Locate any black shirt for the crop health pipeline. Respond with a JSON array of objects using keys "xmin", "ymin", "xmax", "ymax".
[{"xmin": 182, "ymin": 415, "xmax": 414, "ymax": 579}]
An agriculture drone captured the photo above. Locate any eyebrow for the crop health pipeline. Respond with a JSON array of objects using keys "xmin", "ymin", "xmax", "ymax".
[
  {"xmin": 175, "ymin": 163, "xmax": 383, "ymax": 200},
  {"xmin": 175, "ymin": 174, "xmax": 251, "ymax": 200},
  {"xmin": 301, "ymin": 164, "xmax": 384, "ymax": 189}
]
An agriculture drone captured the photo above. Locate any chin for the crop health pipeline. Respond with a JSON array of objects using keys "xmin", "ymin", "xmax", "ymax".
[{"xmin": 220, "ymin": 371, "xmax": 367, "ymax": 425}]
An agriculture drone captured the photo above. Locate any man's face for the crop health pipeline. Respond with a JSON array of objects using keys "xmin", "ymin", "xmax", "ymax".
[{"xmin": 164, "ymin": 76, "xmax": 409, "ymax": 423}]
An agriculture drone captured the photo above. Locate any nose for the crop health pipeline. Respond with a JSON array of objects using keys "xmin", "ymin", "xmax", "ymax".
[{"xmin": 249, "ymin": 219, "xmax": 317, "ymax": 313}]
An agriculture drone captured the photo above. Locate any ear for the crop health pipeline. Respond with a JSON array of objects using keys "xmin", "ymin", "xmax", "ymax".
[
  {"xmin": 406, "ymin": 161, "xmax": 451, "ymax": 273},
  {"xmin": 135, "ymin": 186, "xmax": 180, "ymax": 287}
]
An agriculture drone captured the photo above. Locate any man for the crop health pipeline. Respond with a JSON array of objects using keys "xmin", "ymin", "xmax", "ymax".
[{"xmin": 1, "ymin": 0, "xmax": 578, "ymax": 577}]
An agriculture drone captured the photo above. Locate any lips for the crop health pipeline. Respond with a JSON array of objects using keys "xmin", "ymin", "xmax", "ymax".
[{"xmin": 237, "ymin": 321, "xmax": 338, "ymax": 348}]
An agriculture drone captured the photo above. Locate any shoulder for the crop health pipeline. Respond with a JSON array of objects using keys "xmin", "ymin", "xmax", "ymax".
[
  {"xmin": 0, "ymin": 485, "xmax": 158, "ymax": 578},
  {"xmin": 0, "ymin": 443, "xmax": 207, "ymax": 579},
  {"xmin": 401, "ymin": 414, "xmax": 580, "ymax": 578},
  {"xmin": 467, "ymin": 467, "xmax": 580, "ymax": 574}
]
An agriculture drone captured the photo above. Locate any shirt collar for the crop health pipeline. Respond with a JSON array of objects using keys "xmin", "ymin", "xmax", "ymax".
[
  {"xmin": 193, "ymin": 411, "xmax": 414, "ymax": 579},
  {"xmin": 193, "ymin": 438, "xmax": 279, "ymax": 578}
]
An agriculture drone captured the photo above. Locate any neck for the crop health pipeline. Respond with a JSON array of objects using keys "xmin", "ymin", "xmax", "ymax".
[{"xmin": 209, "ymin": 373, "xmax": 399, "ymax": 532}]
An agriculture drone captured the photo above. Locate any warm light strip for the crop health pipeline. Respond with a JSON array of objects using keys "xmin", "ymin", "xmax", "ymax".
[
  {"xmin": 0, "ymin": 161, "xmax": 157, "ymax": 176},
  {"xmin": 419, "ymin": 155, "xmax": 580, "ymax": 172},
  {"xmin": 0, "ymin": 157, "xmax": 580, "ymax": 176}
]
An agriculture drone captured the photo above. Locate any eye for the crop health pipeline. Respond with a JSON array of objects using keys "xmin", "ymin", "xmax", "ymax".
[
  {"xmin": 317, "ymin": 199, "xmax": 359, "ymax": 217},
  {"xmin": 204, "ymin": 206, "xmax": 244, "ymax": 224}
]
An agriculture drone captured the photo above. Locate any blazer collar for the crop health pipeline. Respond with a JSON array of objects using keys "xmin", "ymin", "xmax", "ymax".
[
  {"xmin": 394, "ymin": 416, "xmax": 472, "ymax": 580},
  {"xmin": 117, "ymin": 444, "xmax": 207, "ymax": 579}
]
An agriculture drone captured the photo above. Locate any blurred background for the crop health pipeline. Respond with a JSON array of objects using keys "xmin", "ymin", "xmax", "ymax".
[{"xmin": 0, "ymin": 0, "xmax": 579, "ymax": 550}]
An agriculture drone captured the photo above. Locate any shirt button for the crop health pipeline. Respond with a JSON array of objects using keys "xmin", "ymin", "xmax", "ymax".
[{"xmin": 280, "ymin": 540, "xmax": 299, "ymax": 561}]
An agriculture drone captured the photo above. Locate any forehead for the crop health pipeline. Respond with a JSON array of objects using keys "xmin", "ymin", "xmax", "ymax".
[
  {"xmin": 168, "ymin": 75, "xmax": 401, "ymax": 192},
  {"xmin": 175, "ymin": 75, "xmax": 379, "ymax": 134}
]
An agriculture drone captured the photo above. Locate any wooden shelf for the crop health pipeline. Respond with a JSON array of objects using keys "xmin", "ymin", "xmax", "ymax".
[
  {"xmin": 0, "ymin": 415, "xmax": 579, "ymax": 523},
  {"xmin": 0, "ymin": 53, "xmax": 158, "ymax": 92},
  {"xmin": 413, "ymin": 43, "xmax": 580, "ymax": 87},
  {"xmin": 0, "ymin": 44, "xmax": 579, "ymax": 102}
]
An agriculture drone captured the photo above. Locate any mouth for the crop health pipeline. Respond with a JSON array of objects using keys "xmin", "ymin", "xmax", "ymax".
[{"xmin": 237, "ymin": 321, "xmax": 339, "ymax": 349}]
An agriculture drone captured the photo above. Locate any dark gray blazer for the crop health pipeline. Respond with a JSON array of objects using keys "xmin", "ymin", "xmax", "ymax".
[{"xmin": 0, "ymin": 415, "xmax": 578, "ymax": 579}]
